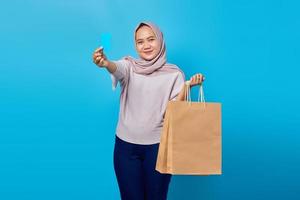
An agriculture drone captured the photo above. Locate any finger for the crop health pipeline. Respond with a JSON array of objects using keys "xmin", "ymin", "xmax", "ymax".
[
  {"xmin": 95, "ymin": 58, "xmax": 103, "ymax": 65},
  {"xmin": 191, "ymin": 77, "xmax": 196, "ymax": 85},
  {"xmin": 197, "ymin": 74, "xmax": 205, "ymax": 82},
  {"xmin": 99, "ymin": 46, "xmax": 104, "ymax": 53},
  {"xmin": 200, "ymin": 74, "xmax": 204, "ymax": 81},
  {"xmin": 93, "ymin": 53, "xmax": 99, "ymax": 60},
  {"xmin": 94, "ymin": 46, "xmax": 104, "ymax": 53},
  {"xmin": 199, "ymin": 75, "xmax": 203, "ymax": 82},
  {"xmin": 94, "ymin": 48, "xmax": 101, "ymax": 53},
  {"xmin": 93, "ymin": 52, "xmax": 103, "ymax": 60},
  {"xmin": 99, "ymin": 58, "xmax": 104, "ymax": 65},
  {"xmin": 95, "ymin": 56, "xmax": 102, "ymax": 63}
]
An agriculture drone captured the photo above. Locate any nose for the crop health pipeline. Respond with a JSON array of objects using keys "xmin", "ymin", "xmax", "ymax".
[{"xmin": 143, "ymin": 42, "xmax": 151, "ymax": 49}]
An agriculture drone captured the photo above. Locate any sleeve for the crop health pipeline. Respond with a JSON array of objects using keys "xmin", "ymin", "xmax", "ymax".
[
  {"xmin": 110, "ymin": 59, "xmax": 131, "ymax": 91},
  {"xmin": 169, "ymin": 72, "xmax": 185, "ymax": 101}
]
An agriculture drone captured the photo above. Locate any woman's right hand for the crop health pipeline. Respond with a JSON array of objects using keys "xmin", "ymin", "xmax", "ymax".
[{"xmin": 93, "ymin": 47, "xmax": 109, "ymax": 68}]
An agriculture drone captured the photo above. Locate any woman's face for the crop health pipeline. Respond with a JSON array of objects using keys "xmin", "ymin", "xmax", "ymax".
[{"xmin": 135, "ymin": 25, "xmax": 160, "ymax": 61}]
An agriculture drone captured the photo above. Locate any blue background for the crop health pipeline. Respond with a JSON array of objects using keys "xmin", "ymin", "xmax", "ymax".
[{"xmin": 1, "ymin": 0, "xmax": 299, "ymax": 199}]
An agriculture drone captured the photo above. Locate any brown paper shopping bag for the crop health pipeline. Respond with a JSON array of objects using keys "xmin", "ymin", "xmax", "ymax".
[{"xmin": 156, "ymin": 82, "xmax": 222, "ymax": 175}]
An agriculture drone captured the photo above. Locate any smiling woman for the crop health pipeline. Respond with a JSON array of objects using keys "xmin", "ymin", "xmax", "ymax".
[
  {"xmin": 92, "ymin": 21, "xmax": 204, "ymax": 200},
  {"xmin": 135, "ymin": 25, "xmax": 161, "ymax": 61}
]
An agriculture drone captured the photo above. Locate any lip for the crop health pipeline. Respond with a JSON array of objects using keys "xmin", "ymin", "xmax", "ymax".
[{"xmin": 143, "ymin": 51, "xmax": 153, "ymax": 54}]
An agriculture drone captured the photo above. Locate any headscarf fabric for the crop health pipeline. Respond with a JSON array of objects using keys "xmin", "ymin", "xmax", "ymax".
[{"xmin": 124, "ymin": 21, "xmax": 185, "ymax": 78}]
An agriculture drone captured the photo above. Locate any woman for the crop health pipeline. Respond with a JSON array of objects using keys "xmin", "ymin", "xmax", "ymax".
[{"xmin": 92, "ymin": 22, "xmax": 204, "ymax": 200}]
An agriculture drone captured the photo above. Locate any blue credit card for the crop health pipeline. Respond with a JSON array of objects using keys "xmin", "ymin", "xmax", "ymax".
[{"xmin": 100, "ymin": 33, "xmax": 112, "ymax": 52}]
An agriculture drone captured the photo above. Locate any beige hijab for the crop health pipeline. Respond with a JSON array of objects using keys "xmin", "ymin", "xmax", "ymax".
[
  {"xmin": 124, "ymin": 21, "xmax": 185, "ymax": 77},
  {"xmin": 111, "ymin": 22, "xmax": 185, "ymax": 90}
]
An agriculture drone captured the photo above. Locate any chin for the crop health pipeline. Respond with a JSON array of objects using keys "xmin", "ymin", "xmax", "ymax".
[{"xmin": 141, "ymin": 54, "xmax": 155, "ymax": 61}]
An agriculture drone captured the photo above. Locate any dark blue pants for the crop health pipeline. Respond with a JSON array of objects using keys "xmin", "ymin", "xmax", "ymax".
[{"xmin": 113, "ymin": 135, "xmax": 172, "ymax": 200}]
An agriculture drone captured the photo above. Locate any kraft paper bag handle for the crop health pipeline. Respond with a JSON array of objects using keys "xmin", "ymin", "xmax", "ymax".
[{"xmin": 185, "ymin": 81, "xmax": 206, "ymax": 106}]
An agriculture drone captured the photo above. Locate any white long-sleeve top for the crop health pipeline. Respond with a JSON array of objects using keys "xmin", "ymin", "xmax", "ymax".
[{"xmin": 110, "ymin": 59, "xmax": 185, "ymax": 145}]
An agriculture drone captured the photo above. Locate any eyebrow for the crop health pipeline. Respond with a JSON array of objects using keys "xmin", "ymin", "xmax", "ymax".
[{"xmin": 136, "ymin": 36, "xmax": 155, "ymax": 41}]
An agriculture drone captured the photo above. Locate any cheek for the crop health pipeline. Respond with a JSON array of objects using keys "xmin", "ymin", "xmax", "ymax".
[
  {"xmin": 135, "ymin": 44, "xmax": 143, "ymax": 52},
  {"xmin": 153, "ymin": 41, "xmax": 160, "ymax": 50}
]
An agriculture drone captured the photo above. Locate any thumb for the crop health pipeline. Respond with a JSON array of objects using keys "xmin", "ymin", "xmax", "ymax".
[{"xmin": 99, "ymin": 46, "xmax": 104, "ymax": 53}]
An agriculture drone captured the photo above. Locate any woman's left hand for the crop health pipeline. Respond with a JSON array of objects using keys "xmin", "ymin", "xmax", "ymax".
[{"xmin": 189, "ymin": 73, "xmax": 205, "ymax": 87}]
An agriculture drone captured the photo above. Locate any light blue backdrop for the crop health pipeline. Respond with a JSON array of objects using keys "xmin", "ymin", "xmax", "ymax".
[{"xmin": 1, "ymin": 0, "xmax": 299, "ymax": 199}]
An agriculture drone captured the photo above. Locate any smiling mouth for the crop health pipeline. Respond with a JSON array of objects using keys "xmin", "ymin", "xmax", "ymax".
[{"xmin": 144, "ymin": 51, "xmax": 153, "ymax": 54}]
